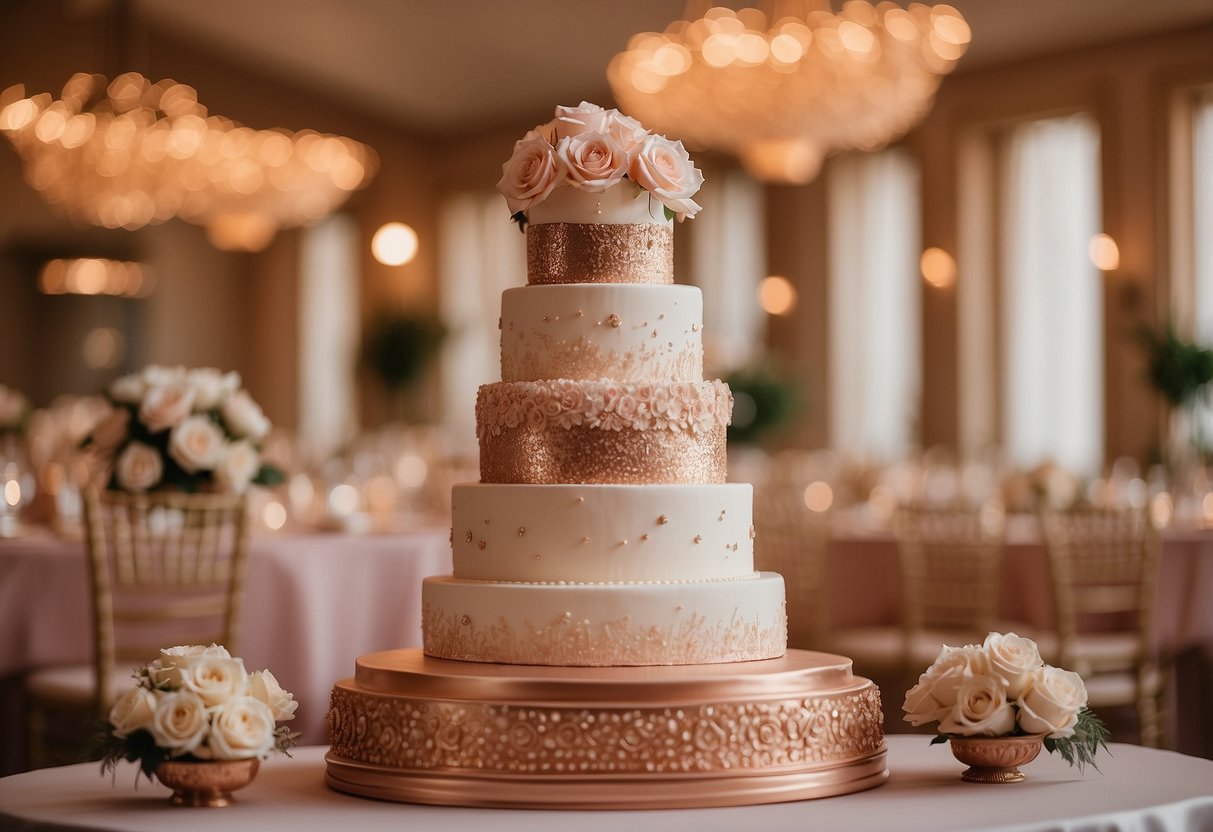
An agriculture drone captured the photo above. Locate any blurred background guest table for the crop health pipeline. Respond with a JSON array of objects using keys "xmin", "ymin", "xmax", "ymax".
[
  {"xmin": 0, "ymin": 525, "xmax": 452, "ymax": 764},
  {"xmin": 2, "ymin": 739, "xmax": 1212, "ymax": 831}
]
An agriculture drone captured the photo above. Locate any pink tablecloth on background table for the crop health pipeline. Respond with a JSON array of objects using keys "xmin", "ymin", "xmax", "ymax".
[{"xmin": 0, "ymin": 527, "xmax": 452, "ymax": 745}]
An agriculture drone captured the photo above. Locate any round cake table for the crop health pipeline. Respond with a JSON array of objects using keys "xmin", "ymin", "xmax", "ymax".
[{"xmin": 2, "ymin": 738, "xmax": 1212, "ymax": 831}]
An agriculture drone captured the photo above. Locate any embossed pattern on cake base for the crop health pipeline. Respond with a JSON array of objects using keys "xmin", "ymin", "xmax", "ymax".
[{"xmin": 526, "ymin": 223, "xmax": 673, "ymax": 285}]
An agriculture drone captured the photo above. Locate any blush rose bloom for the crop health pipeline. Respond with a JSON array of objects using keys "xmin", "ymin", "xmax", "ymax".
[
  {"xmin": 222, "ymin": 391, "xmax": 271, "ymax": 441},
  {"xmin": 149, "ymin": 690, "xmax": 210, "ymax": 755},
  {"xmin": 605, "ymin": 110, "xmax": 648, "ymax": 156},
  {"xmin": 114, "ymin": 441, "xmax": 163, "ymax": 492},
  {"xmin": 179, "ymin": 654, "xmax": 249, "ymax": 707},
  {"xmin": 139, "ymin": 382, "xmax": 195, "ymax": 433},
  {"xmin": 187, "ymin": 368, "xmax": 233, "ymax": 411},
  {"xmin": 214, "ymin": 440, "xmax": 261, "ymax": 494},
  {"xmin": 207, "ymin": 696, "xmax": 276, "ymax": 760},
  {"xmin": 108, "ymin": 687, "xmax": 157, "ymax": 738},
  {"xmin": 248, "ymin": 669, "xmax": 298, "ymax": 722},
  {"xmin": 497, "ymin": 132, "xmax": 561, "ymax": 215},
  {"xmin": 152, "ymin": 644, "xmax": 231, "ymax": 687},
  {"xmin": 554, "ymin": 132, "xmax": 628, "ymax": 193},
  {"xmin": 983, "ymin": 632, "xmax": 1044, "ymax": 698},
  {"xmin": 938, "ymin": 675, "xmax": 1017, "ymax": 737},
  {"xmin": 1017, "ymin": 666, "xmax": 1088, "ymax": 739},
  {"xmin": 169, "ymin": 415, "xmax": 225, "ymax": 474},
  {"xmin": 107, "ymin": 373, "xmax": 145, "ymax": 405},
  {"xmin": 552, "ymin": 101, "xmax": 610, "ymax": 140},
  {"xmin": 628, "ymin": 134, "xmax": 704, "ymax": 220}
]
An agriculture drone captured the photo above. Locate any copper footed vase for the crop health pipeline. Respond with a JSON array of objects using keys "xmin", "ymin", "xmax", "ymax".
[
  {"xmin": 155, "ymin": 758, "xmax": 260, "ymax": 807},
  {"xmin": 948, "ymin": 734, "xmax": 1047, "ymax": 784}
]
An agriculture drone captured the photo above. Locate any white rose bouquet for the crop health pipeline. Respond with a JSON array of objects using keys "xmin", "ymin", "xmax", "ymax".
[
  {"xmin": 497, "ymin": 101, "xmax": 704, "ymax": 226},
  {"xmin": 903, "ymin": 632, "xmax": 1110, "ymax": 771},
  {"xmin": 98, "ymin": 645, "xmax": 298, "ymax": 780},
  {"xmin": 85, "ymin": 365, "xmax": 284, "ymax": 494}
]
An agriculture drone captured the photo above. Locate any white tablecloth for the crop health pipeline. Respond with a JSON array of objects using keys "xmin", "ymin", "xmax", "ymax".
[
  {"xmin": 2, "ymin": 738, "xmax": 1211, "ymax": 831},
  {"xmin": 0, "ymin": 528, "xmax": 452, "ymax": 744}
]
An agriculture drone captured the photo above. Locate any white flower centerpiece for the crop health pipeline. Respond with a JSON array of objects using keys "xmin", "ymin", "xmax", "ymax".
[
  {"xmin": 903, "ymin": 633, "xmax": 1109, "ymax": 782},
  {"xmin": 498, "ymin": 100, "xmax": 704, "ymax": 227},
  {"xmin": 99, "ymin": 645, "xmax": 298, "ymax": 805},
  {"xmin": 88, "ymin": 365, "xmax": 283, "ymax": 494}
]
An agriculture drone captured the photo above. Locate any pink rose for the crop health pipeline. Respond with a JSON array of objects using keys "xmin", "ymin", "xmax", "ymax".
[
  {"xmin": 552, "ymin": 101, "xmax": 609, "ymax": 140},
  {"xmin": 497, "ymin": 132, "xmax": 561, "ymax": 215},
  {"xmin": 554, "ymin": 133, "xmax": 628, "ymax": 193},
  {"xmin": 139, "ymin": 382, "xmax": 195, "ymax": 433},
  {"xmin": 615, "ymin": 394, "xmax": 639, "ymax": 422},
  {"xmin": 628, "ymin": 134, "xmax": 704, "ymax": 220},
  {"xmin": 168, "ymin": 415, "xmax": 224, "ymax": 473},
  {"xmin": 634, "ymin": 384, "xmax": 656, "ymax": 405},
  {"xmin": 606, "ymin": 110, "xmax": 649, "ymax": 156},
  {"xmin": 542, "ymin": 398, "xmax": 562, "ymax": 419},
  {"xmin": 559, "ymin": 386, "xmax": 585, "ymax": 413},
  {"xmin": 114, "ymin": 441, "xmax": 163, "ymax": 492}
]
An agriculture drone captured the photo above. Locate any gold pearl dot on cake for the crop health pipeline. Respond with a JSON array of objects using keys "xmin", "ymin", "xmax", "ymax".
[
  {"xmin": 477, "ymin": 539, "xmax": 486, "ymax": 550},
  {"xmin": 641, "ymin": 533, "xmax": 650, "ymax": 541},
  {"xmin": 465, "ymin": 530, "xmax": 473, "ymax": 543},
  {"xmin": 581, "ymin": 536, "xmax": 589, "ymax": 543},
  {"xmin": 484, "ymin": 519, "xmax": 490, "ymax": 524},
  {"xmin": 693, "ymin": 535, "xmax": 702, "ymax": 544},
  {"xmin": 607, "ymin": 314, "xmax": 621, "ymax": 328},
  {"xmin": 676, "ymin": 604, "xmax": 685, "ymax": 611},
  {"xmin": 534, "ymin": 553, "xmax": 542, "ymax": 560},
  {"xmin": 575, "ymin": 310, "xmax": 584, "ymax": 318},
  {"xmin": 576, "ymin": 496, "xmax": 585, "ymax": 504},
  {"xmin": 749, "ymin": 525, "xmax": 757, "ymax": 539},
  {"xmin": 692, "ymin": 323, "xmax": 699, "ymax": 332},
  {"xmin": 652, "ymin": 329, "xmax": 658, "ymax": 338},
  {"xmin": 542, "ymin": 315, "xmax": 550, "ymax": 323},
  {"xmin": 659, "ymin": 313, "xmax": 665, "ymax": 320},
  {"xmin": 718, "ymin": 509, "xmax": 726, "ymax": 521},
  {"xmin": 461, "ymin": 615, "xmax": 471, "ymax": 626},
  {"xmin": 517, "ymin": 527, "xmax": 526, "ymax": 537},
  {"xmin": 619, "ymin": 539, "xmax": 628, "ymax": 546},
  {"xmin": 657, "ymin": 514, "xmax": 669, "ymax": 525},
  {"xmin": 497, "ymin": 317, "xmax": 502, "ymax": 330},
  {"xmin": 732, "ymin": 542, "xmax": 739, "ymax": 552}
]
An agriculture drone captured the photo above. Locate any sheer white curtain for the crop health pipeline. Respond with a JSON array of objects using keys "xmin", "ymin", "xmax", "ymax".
[
  {"xmin": 1000, "ymin": 114, "xmax": 1102, "ymax": 475},
  {"xmin": 826, "ymin": 148, "xmax": 921, "ymax": 463},
  {"xmin": 1193, "ymin": 95, "xmax": 1213, "ymax": 444},
  {"xmin": 438, "ymin": 194, "xmax": 525, "ymax": 440},
  {"xmin": 688, "ymin": 169, "xmax": 765, "ymax": 373},
  {"xmin": 299, "ymin": 214, "xmax": 360, "ymax": 460}
]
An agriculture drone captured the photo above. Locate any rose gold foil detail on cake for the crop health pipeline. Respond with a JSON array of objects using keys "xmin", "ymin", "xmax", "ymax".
[
  {"xmin": 526, "ymin": 223, "xmax": 673, "ymax": 286},
  {"xmin": 500, "ymin": 331, "xmax": 700, "ymax": 383},
  {"xmin": 479, "ymin": 421, "xmax": 727, "ymax": 484}
]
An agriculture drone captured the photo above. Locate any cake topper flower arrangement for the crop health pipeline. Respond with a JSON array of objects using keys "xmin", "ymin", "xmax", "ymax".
[
  {"xmin": 86, "ymin": 365, "xmax": 283, "ymax": 494},
  {"xmin": 99, "ymin": 645, "xmax": 298, "ymax": 781},
  {"xmin": 903, "ymin": 633, "xmax": 1110, "ymax": 771},
  {"xmin": 498, "ymin": 101, "xmax": 704, "ymax": 227}
]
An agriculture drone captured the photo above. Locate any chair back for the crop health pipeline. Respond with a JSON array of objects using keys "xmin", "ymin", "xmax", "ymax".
[
  {"xmin": 892, "ymin": 500, "xmax": 1007, "ymax": 640},
  {"xmin": 82, "ymin": 488, "xmax": 250, "ymax": 710},
  {"xmin": 1037, "ymin": 504, "xmax": 1162, "ymax": 675},
  {"xmin": 754, "ymin": 484, "xmax": 831, "ymax": 648}
]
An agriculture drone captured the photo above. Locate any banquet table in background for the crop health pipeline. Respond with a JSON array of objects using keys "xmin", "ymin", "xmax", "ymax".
[
  {"xmin": 2, "ymin": 739, "xmax": 1212, "ymax": 832},
  {"xmin": 0, "ymin": 526, "xmax": 452, "ymax": 765}
]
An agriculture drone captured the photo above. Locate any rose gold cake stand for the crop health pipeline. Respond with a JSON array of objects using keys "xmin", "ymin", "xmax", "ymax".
[{"xmin": 325, "ymin": 648, "xmax": 887, "ymax": 809}]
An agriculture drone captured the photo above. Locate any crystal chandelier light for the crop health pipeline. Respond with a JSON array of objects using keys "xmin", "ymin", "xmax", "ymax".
[
  {"xmin": 0, "ymin": 73, "xmax": 378, "ymax": 251},
  {"xmin": 608, "ymin": 1, "xmax": 970, "ymax": 183}
]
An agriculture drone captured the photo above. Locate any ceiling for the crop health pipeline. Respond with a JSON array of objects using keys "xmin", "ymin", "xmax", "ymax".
[{"xmin": 132, "ymin": 0, "xmax": 1213, "ymax": 134}]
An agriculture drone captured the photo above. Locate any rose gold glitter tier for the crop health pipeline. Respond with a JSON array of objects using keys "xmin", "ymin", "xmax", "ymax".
[
  {"xmin": 526, "ymin": 223, "xmax": 673, "ymax": 285},
  {"xmin": 325, "ymin": 648, "xmax": 888, "ymax": 809}
]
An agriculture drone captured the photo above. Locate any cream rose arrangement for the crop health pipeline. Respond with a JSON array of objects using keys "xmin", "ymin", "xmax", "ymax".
[
  {"xmin": 100, "ymin": 644, "xmax": 298, "ymax": 780},
  {"xmin": 86, "ymin": 365, "xmax": 283, "ymax": 495},
  {"xmin": 904, "ymin": 633, "xmax": 1109, "ymax": 771},
  {"xmin": 498, "ymin": 101, "xmax": 703, "ymax": 223}
]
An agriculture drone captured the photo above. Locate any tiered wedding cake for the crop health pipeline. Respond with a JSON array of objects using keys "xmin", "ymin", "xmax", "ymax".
[{"xmin": 326, "ymin": 103, "xmax": 887, "ymax": 808}]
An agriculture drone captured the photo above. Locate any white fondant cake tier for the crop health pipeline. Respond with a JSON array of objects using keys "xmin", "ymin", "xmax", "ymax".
[
  {"xmin": 500, "ymin": 284, "xmax": 703, "ymax": 382},
  {"xmin": 527, "ymin": 182, "xmax": 670, "ymax": 227},
  {"xmin": 421, "ymin": 572, "xmax": 787, "ymax": 666},
  {"xmin": 451, "ymin": 483, "xmax": 753, "ymax": 583}
]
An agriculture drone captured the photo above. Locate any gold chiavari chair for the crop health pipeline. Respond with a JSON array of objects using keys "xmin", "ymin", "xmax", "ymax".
[
  {"xmin": 753, "ymin": 484, "xmax": 832, "ymax": 649},
  {"xmin": 24, "ymin": 488, "xmax": 250, "ymax": 768},
  {"xmin": 1038, "ymin": 503, "xmax": 1167, "ymax": 747}
]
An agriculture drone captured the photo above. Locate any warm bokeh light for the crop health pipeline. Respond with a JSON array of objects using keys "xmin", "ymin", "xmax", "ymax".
[
  {"xmin": 81, "ymin": 327, "xmax": 125, "ymax": 369},
  {"xmin": 262, "ymin": 500, "xmax": 287, "ymax": 531},
  {"xmin": 803, "ymin": 481, "xmax": 834, "ymax": 513},
  {"xmin": 4, "ymin": 479, "xmax": 20, "ymax": 507},
  {"xmin": 920, "ymin": 246, "xmax": 957, "ymax": 289},
  {"xmin": 395, "ymin": 454, "xmax": 428, "ymax": 489},
  {"xmin": 39, "ymin": 258, "xmax": 152, "ymax": 297},
  {"xmin": 327, "ymin": 483, "xmax": 360, "ymax": 517},
  {"xmin": 1088, "ymin": 233, "xmax": 1120, "ymax": 271},
  {"xmin": 758, "ymin": 275, "xmax": 798, "ymax": 316},
  {"xmin": 372, "ymin": 222, "xmax": 419, "ymax": 266}
]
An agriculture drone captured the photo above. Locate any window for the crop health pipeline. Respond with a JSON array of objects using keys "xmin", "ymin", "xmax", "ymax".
[
  {"xmin": 1000, "ymin": 114, "xmax": 1102, "ymax": 475},
  {"xmin": 826, "ymin": 147, "xmax": 922, "ymax": 462}
]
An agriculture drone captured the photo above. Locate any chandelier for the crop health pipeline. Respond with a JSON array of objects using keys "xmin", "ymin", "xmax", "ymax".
[
  {"xmin": 0, "ymin": 73, "xmax": 378, "ymax": 251},
  {"xmin": 609, "ymin": 1, "xmax": 970, "ymax": 183}
]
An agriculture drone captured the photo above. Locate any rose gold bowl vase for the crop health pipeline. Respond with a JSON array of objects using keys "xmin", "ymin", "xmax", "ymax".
[
  {"xmin": 948, "ymin": 734, "xmax": 1047, "ymax": 784},
  {"xmin": 155, "ymin": 758, "xmax": 260, "ymax": 807}
]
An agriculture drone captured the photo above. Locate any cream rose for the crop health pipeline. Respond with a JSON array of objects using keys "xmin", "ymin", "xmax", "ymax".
[
  {"xmin": 938, "ymin": 675, "xmax": 1017, "ymax": 737},
  {"xmin": 139, "ymin": 382, "xmax": 195, "ymax": 433},
  {"xmin": 983, "ymin": 632, "xmax": 1043, "ymax": 698},
  {"xmin": 552, "ymin": 101, "xmax": 609, "ymax": 139},
  {"xmin": 554, "ymin": 132, "xmax": 628, "ymax": 193},
  {"xmin": 1017, "ymin": 665, "xmax": 1087, "ymax": 739},
  {"xmin": 187, "ymin": 368, "xmax": 229, "ymax": 410},
  {"xmin": 91, "ymin": 407, "xmax": 131, "ymax": 455},
  {"xmin": 214, "ymin": 440, "xmax": 260, "ymax": 494},
  {"xmin": 605, "ymin": 109, "xmax": 648, "ymax": 156},
  {"xmin": 108, "ymin": 687, "xmax": 157, "ymax": 738},
  {"xmin": 149, "ymin": 690, "xmax": 210, "ymax": 755},
  {"xmin": 140, "ymin": 364, "xmax": 187, "ymax": 388},
  {"xmin": 901, "ymin": 644, "xmax": 989, "ymax": 728},
  {"xmin": 114, "ymin": 441, "xmax": 163, "ymax": 492},
  {"xmin": 179, "ymin": 654, "xmax": 249, "ymax": 707},
  {"xmin": 248, "ymin": 669, "xmax": 298, "ymax": 722},
  {"xmin": 152, "ymin": 644, "xmax": 231, "ymax": 687},
  {"xmin": 207, "ymin": 696, "xmax": 276, "ymax": 760},
  {"xmin": 168, "ymin": 415, "xmax": 224, "ymax": 473},
  {"xmin": 628, "ymin": 133, "xmax": 704, "ymax": 220},
  {"xmin": 497, "ymin": 132, "xmax": 561, "ymax": 215},
  {"xmin": 107, "ymin": 373, "xmax": 145, "ymax": 405},
  {"xmin": 222, "ymin": 390, "xmax": 271, "ymax": 441}
]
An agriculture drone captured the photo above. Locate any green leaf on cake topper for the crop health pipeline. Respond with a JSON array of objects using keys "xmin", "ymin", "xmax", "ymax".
[{"xmin": 511, "ymin": 211, "xmax": 528, "ymax": 232}]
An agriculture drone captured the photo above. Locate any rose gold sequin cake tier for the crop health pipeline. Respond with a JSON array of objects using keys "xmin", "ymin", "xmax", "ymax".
[{"xmin": 325, "ymin": 648, "xmax": 888, "ymax": 809}]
